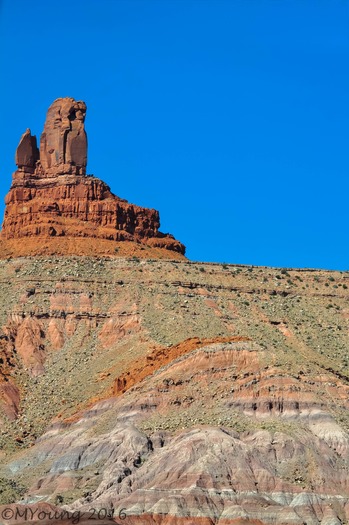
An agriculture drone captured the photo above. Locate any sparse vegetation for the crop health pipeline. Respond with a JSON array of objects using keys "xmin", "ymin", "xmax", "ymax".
[
  {"xmin": 0, "ymin": 256, "xmax": 348, "ymax": 511},
  {"xmin": 0, "ymin": 478, "xmax": 26, "ymax": 504}
]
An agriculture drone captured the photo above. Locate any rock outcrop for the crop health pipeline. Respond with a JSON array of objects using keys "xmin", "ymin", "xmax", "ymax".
[
  {"xmin": 0, "ymin": 97, "xmax": 185, "ymax": 256},
  {"xmin": 15, "ymin": 129, "xmax": 39, "ymax": 170},
  {"xmin": 39, "ymin": 98, "xmax": 87, "ymax": 174}
]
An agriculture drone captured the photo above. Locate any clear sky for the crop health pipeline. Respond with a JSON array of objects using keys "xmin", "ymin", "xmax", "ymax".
[{"xmin": 0, "ymin": 0, "xmax": 348, "ymax": 269}]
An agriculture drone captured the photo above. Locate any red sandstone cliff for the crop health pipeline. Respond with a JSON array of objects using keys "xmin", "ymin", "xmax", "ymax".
[{"xmin": 0, "ymin": 98, "xmax": 185, "ymax": 257}]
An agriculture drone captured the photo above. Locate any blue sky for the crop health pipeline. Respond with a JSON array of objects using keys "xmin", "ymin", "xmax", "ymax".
[{"xmin": 0, "ymin": 0, "xmax": 348, "ymax": 269}]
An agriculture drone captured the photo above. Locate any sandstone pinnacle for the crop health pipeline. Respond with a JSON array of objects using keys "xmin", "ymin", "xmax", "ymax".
[
  {"xmin": 15, "ymin": 129, "xmax": 39, "ymax": 171},
  {"xmin": 1, "ymin": 97, "xmax": 185, "ymax": 256},
  {"xmin": 39, "ymin": 97, "xmax": 87, "ymax": 175}
]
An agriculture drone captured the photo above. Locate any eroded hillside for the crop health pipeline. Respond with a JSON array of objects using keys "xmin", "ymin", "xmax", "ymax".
[{"xmin": 0, "ymin": 256, "xmax": 348, "ymax": 525}]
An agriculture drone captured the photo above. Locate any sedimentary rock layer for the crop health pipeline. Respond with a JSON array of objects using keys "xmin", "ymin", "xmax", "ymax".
[{"xmin": 0, "ymin": 258, "xmax": 348, "ymax": 523}]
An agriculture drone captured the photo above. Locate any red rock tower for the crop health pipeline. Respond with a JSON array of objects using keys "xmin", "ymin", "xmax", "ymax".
[
  {"xmin": 0, "ymin": 97, "xmax": 185, "ymax": 256},
  {"xmin": 39, "ymin": 98, "xmax": 87, "ymax": 174}
]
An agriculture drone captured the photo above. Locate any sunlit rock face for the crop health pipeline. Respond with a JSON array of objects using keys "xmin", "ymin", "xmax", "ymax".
[
  {"xmin": 0, "ymin": 97, "xmax": 185, "ymax": 256},
  {"xmin": 39, "ymin": 98, "xmax": 87, "ymax": 174}
]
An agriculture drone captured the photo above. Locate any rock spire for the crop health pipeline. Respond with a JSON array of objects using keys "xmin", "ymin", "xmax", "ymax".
[
  {"xmin": 39, "ymin": 98, "xmax": 87, "ymax": 174},
  {"xmin": 0, "ymin": 97, "xmax": 185, "ymax": 257}
]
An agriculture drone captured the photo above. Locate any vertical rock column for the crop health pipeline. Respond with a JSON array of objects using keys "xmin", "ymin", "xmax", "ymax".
[
  {"xmin": 39, "ymin": 98, "xmax": 87, "ymax": 175},
  {"xmin": 15, "ymin": 129, "xmax": 39, "ymax": 173}
]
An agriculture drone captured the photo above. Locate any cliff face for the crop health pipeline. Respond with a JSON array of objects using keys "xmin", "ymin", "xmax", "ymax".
[{"xmin": 0, "ymin": 98, "xmax": 185, "ymax": 256}]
